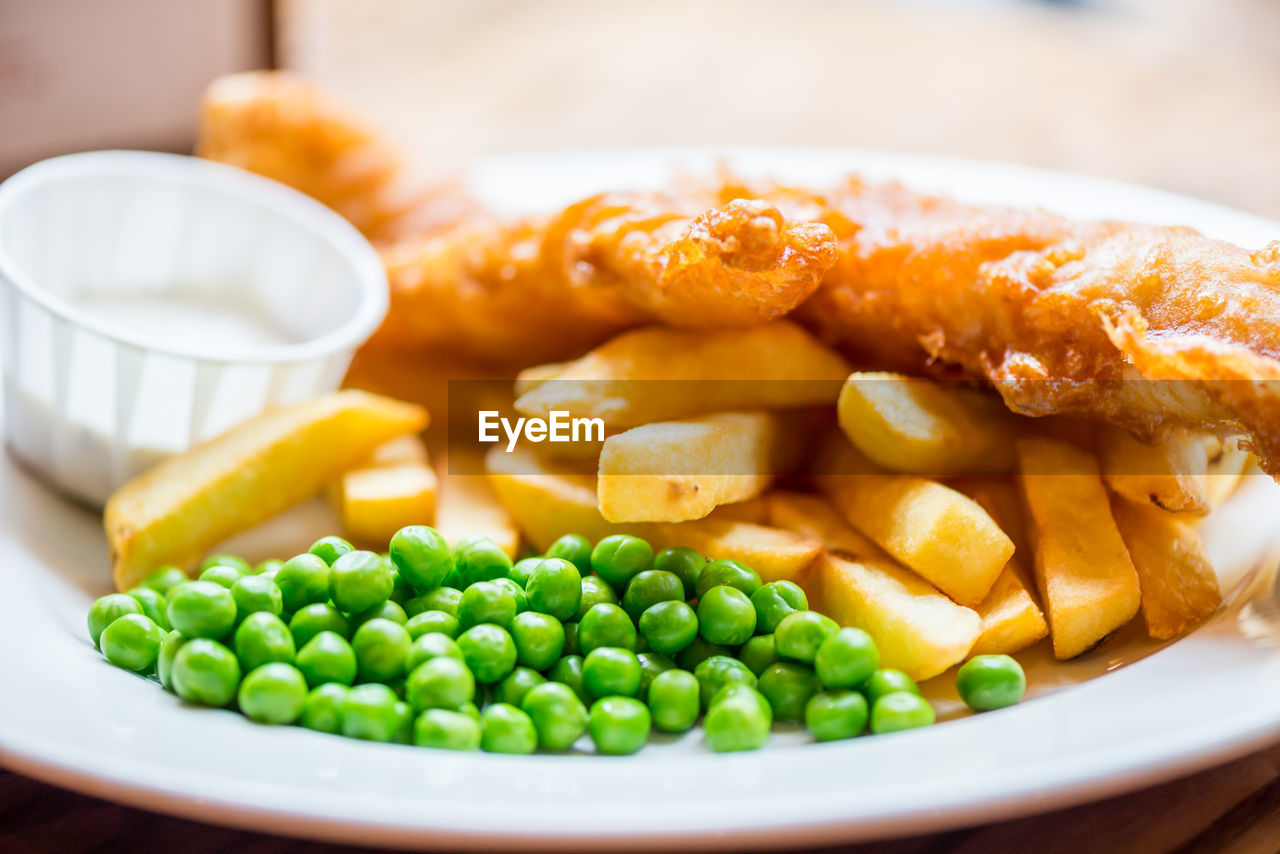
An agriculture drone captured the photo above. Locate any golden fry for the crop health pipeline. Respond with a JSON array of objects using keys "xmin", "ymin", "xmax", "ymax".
[
  {"xmin": 1098, "ymin": 425, "xmax": 1210, "ymax": 515},
  {"xmin": 435, "ymin": 448, "xmax": 520, "ymax": 558}
]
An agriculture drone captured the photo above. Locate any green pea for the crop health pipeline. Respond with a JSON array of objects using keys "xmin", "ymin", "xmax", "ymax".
[
  {"xmin": 457, "ymin": 624, "xmax": 517, "ymax": 684},
  {"xmin": 349, "ymin": 599, "xmax": 408, "ymax": 631},
  {"xmin": 100, "ymin": 613, "xmax": 164, "ymax": 673},
  {"xmin": 406, "ymin": 609, "xmax": 460, "ymax": 640},
  {"xmin": 578, "ymin": 603, "xmax": 636, "ymax": 654},
  {"xmin": 407, "ymin": 632, "xmax": 464, "ymax": 670},
  {"xmin": 653, "ymin": 547, "xmax": 705, "ymax": 598},
  {"xmin": 590, "ymin": 535, "xmax": 653, "ymax": 589},
  {"xmin": 510, "ymin": 611, "xmax": 565, "ymax": 671},
  {"xmin": 758, "ymin": 661, "xmax": 821, "ymax": 722},
  {"xmin": 493, "ymin": 578, "xmax": 528, "ymax": 612},
  {"xmin": 458, "ymin": 580, "xmax": 519, "ymax": 630},
  {"xmin": 521, "ymin": 681, "xmax": 589, "ymax": 750},
  {"xmin": 493, "ymin": 666, "xmax": 546, "ymax": 707},
  {"xmin": 288, "ymin": 603, "xmax": 350, "ymax": 647},
  {"xmin": 171, "ymin": 639, "xmax": 241, "ymax": 707},
  {"xmin": 126, "ymin": 587, "xmax": 170, "ymax": 631},
  {"xmin": 563, "ymin": 621, "xmax": 582, "ymax": 655},
  {"xmin": 546, "ymin": 655, "xmax": 589, "ymax": 704},
  {"xmin": 774, "ymin": 610, "xmax": 838, "ymax": 664},
  {"xmin": 309, "ymin": 535, "xmax": 354, "ymax": 566},
  {"xmin": 406, "ymin": 586, "xmax": 462, "ymax": 618},
  {"xmin": 574, "ymin": 575, "xmax": 618, "ymax": 621},
  {"xmin": 636, "ymin": 652, "xmax": 675, "ymax": 702},
  {"xmin": 342, "ymin": 683, "xmax": 402, "ymax": 741},
  {"xmin": 351, "ymin": 618, "xmax": 412, "ymax": 682},
  {"xmin": 415, "ymin": 708, "xmax": 482, "ymax": 750},
  {"xmin": 694, "ymin": 656, "xmax": 757, "ymax": 709},
  {"xmin": 675, "ymin": 636, "xmax": 731, "ymax": 671},
  {"xmin": 389, "ymin": 525, "xmax": 454, "ymax": 593},
  {"xmin": 139, "ymin": 566, "xmax": 188, "ymax": 596},
  {"xmin": 805, "ymin": 690, "xmax": 869, "ymax": 741},
  {"xmin": 870, "ymin": 691, "xmax": 935, "ymax": 734},
  {"xmin": 588, "ymin": 696, "xmax": 650, "ymax": 755},
  {"xmin": 330, "ymin": 550, "xmax": 393, "ymax": 614},
  {"xmin": 230, "ymin": 575, "xmax": 284, "ymax": 622},
  {"xmin": 238, "ymin": 662, "xmax": 307, "ymax": 724},
  {"xmin": 703, "ymin": 684, "xmax": 771, "ymax": 752},
  {"xmin": 393, "ymin": 700, "xmax": 414, "ymax": 744},
  {"xmin": 509, "ymin": 557, "xmax": 542, "ymax": 588},
  {"xmin": 526, "ymin": 558, "xmax": 581, "ymax": 621},
  {"xmin": 157, "ymin": 630, "xmax": 186, "ymax": 690},
  {"xmin": 750, "ymin": 580, "xmax": 808, "ymax": 634},
  {"xmin": 255, "ymin": 559, "xmax": 283, "ymax": 577},
  {"xmin": 275, "ymin": 553, "xmax": 332, "ymax": 613},
  {"xmin": 862, "ymin": 669, "xmax": 920, "ymax": 706},
  {"xmin": 300, "ymin": 683, "xmax": 348, "ymax": 734},
  {"xmin": 637, "ymin": 600, "xmax": 697, "ymax": 656},
  {"xmin": 621, "ymin": 570, "xmax": 684, "ymax": 621},
  {"xmin": 696, "ymin": 586, "xmax": 757, "ymax": 646},
  {"xmin": 388, "ymin": 562, "xmax": 413, "ymax": 605},
  {"xmin": 583, "ymin": 647, "xmax": 642, "ymax": 699},
  {"xmin": 406, "ymin": 655, "xmax": 476, "ymax": 711},
  {"xmin": 295, "ymin": 631, "xmax": 357, "ymax": 687},
  {"xmin": 695, "ymin": 559, "xmax": 761, "ymax": 599},
  {"xmin": 201, "ymin": 553, "xmax": 252, "ymax": 574},
  {"xmin": 480, "ymin": 703, "xmax": 537, "ymax": 754},
  {"xmin": 815, "ymin": 627, "xmax": 879, "ymax": 690},
  {"xmin": 167, "ymin": 581, "xmax": 237, "ymax": 640},
  {"xmin": 454, "ymin": 536, "xmax": 514, "ymax": 586},
  {"xmin": 647, "ymin": 668, "xmax": 700, "ymax": 733},
  {"xmin": 88, "ymin": 593, "xmax": 143, "ymax": 648},
  {"xmin": 440, "ymin": 569, "xmax": 465, "ymax": 589},
  {"xmin": 199, "ymin": 564, "xmax": 243, "ymax": 589},
  {"xmin": 233, "ymin": 612, "xmax": 296, "ymax": 671},
  {"xmin": 546, "ymin": 533, "xmax": 593, "ymax": 575},
  {"xmin": 737, "ymin": 634, "xmax": 779, "ymax": 676},
  {"xmin": 956, "ymin": 654, "xmax": 1026, "ymax": 711}
]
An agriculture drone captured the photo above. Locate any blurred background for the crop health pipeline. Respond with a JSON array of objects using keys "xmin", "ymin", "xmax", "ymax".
[{"xmin": 2, "ymin": 0, "xmax": 1278, "ymax": 217}]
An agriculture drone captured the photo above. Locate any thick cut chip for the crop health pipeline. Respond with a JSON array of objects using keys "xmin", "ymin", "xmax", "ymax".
[
  {"xmin": 815, "ymin": 439, "xmax": 1013, "ymax": 608},
  {"xmin": 105, "ymin": 391, "xmax": 427, "ymax": 591},
  {"xmin": 336, "ymin": 464, "xmax": 438, "ymax": 547},
  {"xmin": 1017, "ymin": 437, "xmax": 1142, "ymax": 659},
  {"xmin": 487, "ymin": 447, "xmax": 818, "ymax": 577},
  {"xmin": 514, "ymin": 321, "xmax": 850, "ymax": 427},
  {"xmin": 597, "ymin": 411, "xmax": 796, "ymax": 523},
  {"xmin": 766, "ymin": 492, "xmax": 979, "ymax": 680},
  {"xmin": 435, "ymin": 448, "xmax": 520, "ymax": 558},
  {"xmin": 1111, "ymin": 497, "xmax": 1221, "ymax": 639},
  {"xmin": 837, "ymin": 372, "xmax": 1019, "ymax": 475},
  {"xmin": 1098, "ymin": 425, "xmax": 1211, "ymax": 515}
]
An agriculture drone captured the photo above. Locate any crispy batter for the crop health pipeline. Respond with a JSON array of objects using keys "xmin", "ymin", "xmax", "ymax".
[
  {"xmin": 733, "ymin": 177, "xmax": 1280, "ymax": 475},
  {"xmin": 197, "ymin": 71, "xmax": 472, "ymax": 244}
]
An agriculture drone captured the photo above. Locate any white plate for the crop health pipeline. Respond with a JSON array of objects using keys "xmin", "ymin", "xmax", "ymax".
[{"xmin": 3, "ymin": 148, "xmax": 1280, "ymax": 851}]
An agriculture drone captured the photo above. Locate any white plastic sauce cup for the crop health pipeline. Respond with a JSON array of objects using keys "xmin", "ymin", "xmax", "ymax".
[{"xmin": 0, "ymin": 151, "xmax": 389, "ymax": 507}]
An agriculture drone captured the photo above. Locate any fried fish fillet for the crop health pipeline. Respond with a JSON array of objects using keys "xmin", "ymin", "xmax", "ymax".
[
  {"xmin": 374, "ymin": 193, "xmax": 837, "ymax": 365},
  {"xmin": 198, "ymin": 71, "xmax": 472, "ymax": 244},
  {"xmin": 732, "ymin": 177, "xmax": 1280, "ymax": 475},
  {"xmin": 199, "ymin": 73, "xmax": 837, "ymax": 367}
]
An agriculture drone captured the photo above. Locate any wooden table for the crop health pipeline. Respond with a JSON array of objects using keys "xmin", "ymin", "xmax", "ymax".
[
  {"xmin": 6, "ymin": 741, "xmax": 1280, "ymax": 852},
  {"xmin": 6, "ymin": 1, "xmax": 1280, "ymax": 850}
]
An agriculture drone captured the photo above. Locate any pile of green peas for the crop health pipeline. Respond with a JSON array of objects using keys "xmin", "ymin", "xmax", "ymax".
[{"xmin": 88, "ymin": 529, "xmax": 1026, "ymax": 754}]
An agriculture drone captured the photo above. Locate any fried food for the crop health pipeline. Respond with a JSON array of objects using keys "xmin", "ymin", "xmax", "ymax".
[
  {"xmin": 434, "ymin": 448, "xmax": 520, "ymax": 558},
  {"xmin": 597, "ymin": 411, "xmax": 798, "ymax": 523},
  {"xmin": 375, "ymin": 194, "xmax": 838, "ymax": 366},
  {"xmin": 743, "ymin": 176, "xmax": 1280, "ymax": 477},
  {"xmin": 836, "ymin": 372, "xmax": 1020, "ymax": 475},
  {"xmin": 1097, "ymin": 425, "xmax": 1211, "ymax": 515},
  {"xmin": 105, "ymin": 391, "xmax": 427, "ymax": 591},
  {"xmin": 766, "ymin": 492, "xmax": 979, "ymax": 681},
  {"xmin": 815, "ymin": 436, "xmax": 1014, "ymax": 609},
  {"xmin": 1110, "ymin": 496, "xmax": 1221, "ymax": 640},
  {"xmin": 514, "ymin": 321, "xmax": 850, "ymax": 425},
  {"xmin": 330, "ymin": 436, "xmax": 437, "ymax": 546},
  {"xmin": 1017, "ymin": 437, "xmax": 1142, "ymax": 659},
  {"xmin": 197, "ymin": 71, "xmax": 471, "ymax": 244}
]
